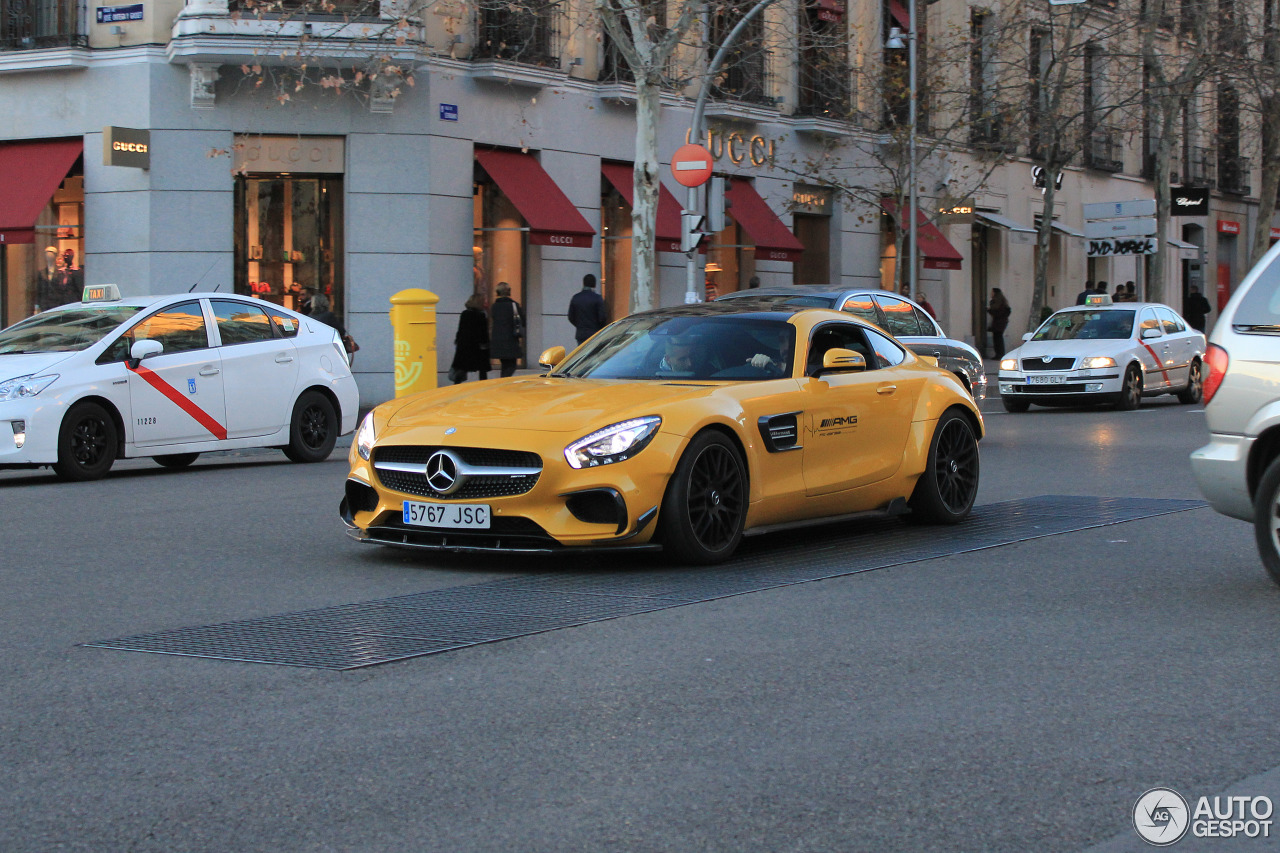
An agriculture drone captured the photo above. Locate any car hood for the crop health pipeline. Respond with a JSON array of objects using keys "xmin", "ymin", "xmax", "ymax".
[
  {"xmin": 1004, "ymin": 338, "xmax": 1132, "ymax": 363},
  {"xmin": 385, "ymin": 376, "xmax": 725, "ymax": 434},
  {"xmin": 0, "ymin": 351, "xmax": 76, "ymax": 381}
]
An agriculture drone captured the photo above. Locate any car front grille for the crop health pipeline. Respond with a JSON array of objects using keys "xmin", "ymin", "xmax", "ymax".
[
  {"xmin": 373, "ymin": 445, "xmax": 543, "ymax": 500},
  {"xmin": 1008, "ymin": 383, "xmax": 1089, "ymax": 394},
  {"xmin": 1022, "ymin": 357, "xmax": 1076, "ymax": 371}
]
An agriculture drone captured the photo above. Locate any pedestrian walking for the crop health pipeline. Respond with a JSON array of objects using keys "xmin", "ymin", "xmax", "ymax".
[
  {"xmin": 1112, "ymin": 282, "xmax": 1125, "ymax": 303},
  {"xmin": 568, "ymin": 273, "xmax": 608, "ymax": 345},
  {"xmin": 449, "ymin": 293, "xmax": 490, "ymax": 383},
  {"xmin": 489, "ymin": 281, "xmax": 524, "ymax": 378},
  {"xmin": 916, "ymin": 292, "xmax": 937, "ymax": 318},
  {"xmin": 1184, "ymin": 285, "xmax": 1212, "ymax": 332},
  {"xmin": 1124, "ymin": 281, "xmax": 1137, "ymax": 302},
  {"xmin": 988, "ymin": 288, "xmax": 1011, "ymax": 359},
  {"xmin": 1075, "ymin": 280, "xmax": 1095, "ymax": 305}
]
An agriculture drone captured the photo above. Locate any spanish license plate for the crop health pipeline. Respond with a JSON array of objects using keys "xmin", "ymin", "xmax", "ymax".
[
  {"xmin": 1027, "ymin": 374, "xmax": 1068, "ymax": 385},
  {"xmin": 402, "ymin": 500, "xmax": 491, "ymax": 529}
]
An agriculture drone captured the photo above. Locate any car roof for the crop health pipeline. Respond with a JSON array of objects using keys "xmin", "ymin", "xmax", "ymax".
[
  {"xmin": 1055, "ymin": 302, "xmax": 1171, "ymax": 312},
  {"xmin": 631, "ymin": 301, "xmax": 828, "ymax": 322},
  {"xmin": 46, "ymin": 292, "xmax": 290, "ymax": 312}
]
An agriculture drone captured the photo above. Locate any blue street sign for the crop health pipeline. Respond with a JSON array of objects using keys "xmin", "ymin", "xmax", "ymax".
[
  {"xmin": 96, "ymin": 4, "xmax": 143, "ymax": 22},
  {"xmin": 439, "ymin": 104, "xmax": 459, "ymax": 122}
]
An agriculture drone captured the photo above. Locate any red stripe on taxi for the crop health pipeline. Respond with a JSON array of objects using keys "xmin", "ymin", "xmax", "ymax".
[
  {"xmin": 127, "ymin": 364, "xmax": 228, "ymax": 440},
  {"xmin": 1138, "ymin": 341, "xmax": 1171, "ymax": 383}
]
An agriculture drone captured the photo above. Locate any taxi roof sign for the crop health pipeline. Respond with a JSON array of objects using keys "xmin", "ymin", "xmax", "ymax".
[
  {"xmin": 1084, "ymin": 293, "xmax": 1113, "ymax": 306},
  {"xmin": 83, "ymin": 284, "xmax": 121, "ymax": 302}
]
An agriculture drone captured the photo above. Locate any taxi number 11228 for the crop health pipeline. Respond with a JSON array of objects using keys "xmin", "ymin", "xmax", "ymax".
[{"xmin": 402, "ymin": 500, "xmax": 491, "ymax": 529}]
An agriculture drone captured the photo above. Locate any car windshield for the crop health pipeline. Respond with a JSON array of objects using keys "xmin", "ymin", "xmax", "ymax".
[
  {"xmin": 1032, "ymin": 310, "xmax": 1135, "ymax": 341},
  {"xmin": 1233, "ymin": 251, "xmax": 1280, "ymax": 330},
  {"xmin": 555, "ymin": 314, "xmax": 797, "ymax": 381},
  {"xmin": 0, "ymin": 305, "xmax": 144, "ymax": 354}
]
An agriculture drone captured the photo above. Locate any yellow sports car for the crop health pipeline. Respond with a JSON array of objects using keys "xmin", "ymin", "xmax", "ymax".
[{"xmin": 341, "ymin": 302, "xmax": 983, "ymax": 564}]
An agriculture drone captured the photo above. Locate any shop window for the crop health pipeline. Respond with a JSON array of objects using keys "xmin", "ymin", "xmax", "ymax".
[
  {"xmin": 705, "ymin": 201, "xmax": 756, "ymax": 301},
  {"xmin": 793, "ymin": 214, "xmax": 830, "ymax": 284},
  {"xmin": 234, "ymin": 175, "xmax": 344, "ymax": 316},
  {"xmin": 1, "ymin": 171, "xmax": 83, "ymax": 327},
  {"xmin": 472, "ymin": 176, "xmax": 527, "ymax": 367},
  {"xmin": 601, "ymin": 181, "xmax": 632, "ymax": 322}
]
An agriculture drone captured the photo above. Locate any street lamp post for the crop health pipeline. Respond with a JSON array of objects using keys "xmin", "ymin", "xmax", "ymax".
[{"xmin": 887, "ymin": 7, "xmax": 918, "ymax": 300}]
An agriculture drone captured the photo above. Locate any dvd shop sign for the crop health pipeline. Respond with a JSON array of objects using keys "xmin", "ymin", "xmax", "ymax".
[{"xmin": 1087, "ymin": 237, "xmax": 1158, "ymax": 257}]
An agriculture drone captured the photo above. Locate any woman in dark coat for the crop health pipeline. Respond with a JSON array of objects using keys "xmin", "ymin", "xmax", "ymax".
[
  {"xmin": 489, "ymin": 281, "xmax": 524, "ymax": 378},
  {"xmin": 451, "ymin": 293, "xmax": 490, "ymax": 383},
  {"xmin": 987, "ymin": 287, "xmax": 1011, "ymax": 359}
]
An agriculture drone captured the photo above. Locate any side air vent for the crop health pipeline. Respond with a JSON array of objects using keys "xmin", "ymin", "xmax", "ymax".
[{"xmin": 758, "ymin": 412, "xmax": 802, "ymax": 453}]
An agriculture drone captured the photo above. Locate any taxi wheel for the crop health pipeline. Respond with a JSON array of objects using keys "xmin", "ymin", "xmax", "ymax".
[
  {"xmin": 153, "ymin": 453, "xmax": 199, "ymax": 469},
  {"xmin": 1253, "ymin": 456, "xmax": 1280, "ymax": 588},
  {"xmin": 1114, "ymin": 365, "xmax": 1143, "ymax": 410},
  {"xmin": 284, "ymin": 391, "xmax": 337, "ymax": 463},
  {"xmin": 908, "ymin": 409, "xmax": 979, "ymax": 524},
  {"xmin": 1177, "ymin": 359, "xmax": 1204, "ymax": 404},
  {"xmin": 660, "ymin": 431, "xmax": 747, "ymax": 565},
  {"xmin": 53, "ymin": 402, "xmax": 118, "ymax": 481},
  {"xmin": 1002, "ymin": 397, "xmax": 1030, "ymax": 413}
]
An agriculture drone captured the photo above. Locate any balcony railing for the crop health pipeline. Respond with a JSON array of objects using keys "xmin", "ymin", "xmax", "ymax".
[
  {"xmin": 795, "ymin": 56, "xmax": 850, "ymax": 119},
  {"xmin": 1219, "ymin": 154, "xmax": 1251, "ymax": 195},
  {"xmin": 1, "ymin": 0, "xmax": 86, "ymax": 50},
  {"xmin": 1086, "ymin": 126, "xmax": 1124, "ymax": 173},
  {"xmin": 228, "ymin": 0, "xmax": 370, "ymax": 12},
  {"xmin": 969, "ymin": 101, "xmax": 1016, "ymax": 153},
  {"xmin": 473, "ymin": 0, "xmax": 560, "ymax": 68},
  {"xmin": 1186, "ymin": 145, "xmax": 1214, "ymax": 186},
  {"xmin": 710, "ymin": 46, "xmax": 773, "ymax": 106}
]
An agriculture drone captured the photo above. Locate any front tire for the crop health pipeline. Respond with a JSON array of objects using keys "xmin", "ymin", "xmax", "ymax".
[
  {"xmin": 908, "ymin": 409, "xmax": 979, "ymax": 524},
  {"xmin": 1177, "ymin": 359, "xmax": 1204, "ymax": 404},
  {"xmin": 659, "ymin": 431, "xmax": 748, "ymax": 564},
  {"xmin": 1002, "ymin": 396, "xmax": 1030, "ymax": 413},
  {"xmin": 53, "ymin": 402, "xmax": 118, "ymax": 481},
  {"xmin": 283, "ymin": 391, "xmax": 337, "ymax": 463},
  {"xmin": 1254, "ymin": 456, "xmax": 1280, "ymax": 588},
  {"xmin": 1114, "ymin": 365, "xmax": 1143, "ymax": 410},
  {"xmin": 153, "ymin": 453, "xmax": 199, "ymax": 469}
]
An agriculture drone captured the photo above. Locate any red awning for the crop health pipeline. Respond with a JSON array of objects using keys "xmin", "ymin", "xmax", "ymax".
[
  {"xmin": 726, "ymin": 178, "xmax": 805, "ymax": 263},
  {"xmin": 475, "ymin": 149, "xmax": 596, "ymax": 248},
  {"xmin": 887, "ymin": 0, "xmax": 911, "ymax": 29},
  {"xmin": 880, "ymin": 199, "xmax": 965, "ymax": 270},
  {"xmin": 600, "ymin": 162, "xmax": 684, "ymax": 253},
  {"xmin": 0, "ymin": 138, "xmax": 83, "ymax": 244}
]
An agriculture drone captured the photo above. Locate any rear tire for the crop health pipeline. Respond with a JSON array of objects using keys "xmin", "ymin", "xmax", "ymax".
[
  {"xmin": 1002, "ymin": 396, "xmax": 1030, "ymax": 413},
  {"xmin": 659, "ymin": 431, "xmax": 748, "ymax": 564},
  {"xmin": 1114, "ymin": 365, "xmax": 1142, "ymax": 410},
  {"xmin": 283, "ymin": 391, "xmax": 337, "ymax": 463},
  {"xmin": 153, "ymin": 453, "xmax": 199, "ymax": 469},
  {"xmin": 1253, "ymin": 456, "xmax": 1280, "ymax": 588},
  {"xmin": 1177, "ymin": 359, "xmax": 1203, "ymax": 404},
  {"xmin": 53, "ymin": 402, "xmax": 118, "ymax": 481},
  {"xmin": 908, "ymin": 409, "xmax": 979, "ymax": 524}
]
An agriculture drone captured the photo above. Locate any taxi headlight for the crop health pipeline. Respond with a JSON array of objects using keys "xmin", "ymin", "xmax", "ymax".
[
  {"xmin": 0, "ymin": 374, "xmax": 58, "ymax": 401},
  {"xmin": 355, "ymin": 412, "xmax": 375, "ymax": 460},
  {"xmin": 1081, "ymin": 356, "xmax": 1117, "ymax": 369},
  {"xmin": 565, "ymin": 416, "xmax": 661, "ymax": 469},
  {"xmin": 999, "ymin": 358, "xmax": 1017, "ymax": 371}
]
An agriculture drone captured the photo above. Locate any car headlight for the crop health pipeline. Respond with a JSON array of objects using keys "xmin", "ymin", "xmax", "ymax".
[
  {"xmin": 999, "ymin": 358, "xmax": 1017, "ymax": 371},
  {"xmin": 565, "ymin": 416, "xmax": 661, "ymax": 469},
  {"xmin": 0, "ymin": 374, "xmax": 58, "ymax": 402},
  {"xmin": 1080, "ymin": 356, "xmax": 1117, "ymax": 369},
  {"xmin": 355, "ymin": 412, "xmax": 375, "ymax": 460}
]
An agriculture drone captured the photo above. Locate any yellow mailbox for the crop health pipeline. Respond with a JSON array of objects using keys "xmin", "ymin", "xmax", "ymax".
[{"xmin": 389, "ymin": 288, "xmax": 439, "ymax": 397}]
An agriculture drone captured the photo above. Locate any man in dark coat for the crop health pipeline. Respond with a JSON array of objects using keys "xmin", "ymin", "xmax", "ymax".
[
  {"xmin": 1184, "ymin": 285, "xmax": 1212, "ymax": 332},
  {"xmin": 568, "ymin": 274, "xmax": 608, "ymax": 345},
  {"xmin": 489, "ymin": 281, "xmax": 524, "ymax": 377},
  {"xmin": 1075, "ymin": 281, "xmax": 1094, "ymax": 305},
  {"xmin": 451, "ymin": 293, "xmax": 490, "ymax": 383}
]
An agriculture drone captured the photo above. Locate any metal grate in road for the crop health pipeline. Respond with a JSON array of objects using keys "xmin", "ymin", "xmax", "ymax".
[{"xmin": 83, "ymin": 495, "xmax": 1204, "ymax": 670}]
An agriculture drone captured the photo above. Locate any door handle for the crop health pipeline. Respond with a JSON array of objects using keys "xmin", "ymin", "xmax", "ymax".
[
  {"xmin": 876, "ymin": 384, "xmax": 898, "ymax": 395},
  {"xmin": 275, "ymin": 354, "xmax": 294, "ymax": 363},
  {"xmin": 199, "ymin": 367, "xmax": 220, "ymax": 376}
]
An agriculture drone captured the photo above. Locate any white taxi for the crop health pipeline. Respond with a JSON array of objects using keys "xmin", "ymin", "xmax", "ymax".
[
  {"xmin": 0, "ymin": 285, "xmax": 359, "ymax": 480},
  {"xmin": 997, "ymin": 295, "xmax": 1206, "ymax": 412}
]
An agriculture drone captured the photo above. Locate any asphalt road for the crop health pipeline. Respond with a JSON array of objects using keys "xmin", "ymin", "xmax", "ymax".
[{"xmin": 2, "ymin": 393, "xmax": 1277, "ymax": 852}]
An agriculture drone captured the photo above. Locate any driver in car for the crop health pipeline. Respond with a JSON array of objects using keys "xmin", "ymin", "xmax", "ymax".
[
  {"xmin": 746, "ymin": 329, "xmax": 792, "ymax": 375},
  {"xmin": 658, "ymin": 336, "xmax": 700, "ymax": 376}
]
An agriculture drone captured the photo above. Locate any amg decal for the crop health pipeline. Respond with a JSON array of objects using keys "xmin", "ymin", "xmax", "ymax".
[{"xmin": 820, "ymin": 415, "xmax": 858, "ymax": 429}]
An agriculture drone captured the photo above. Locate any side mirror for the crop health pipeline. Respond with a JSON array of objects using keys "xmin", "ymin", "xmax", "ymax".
[
  {"xmin": 129, "ymin": 339, "xmax": 163, "ymax": 366},
  {"xmin": 1022, "ymin": 332, "xmax": 1033, "ymax": 342},
  {"xmin": 1140, "ymin": 327, "xmax": 1162, "ymax": 340},
  {"xmin": 819, "ymin": 348, "xmax": 867, "ymax": 374},
  {"xmin": 538, "ymin": 346, "xmax": 567, "ymax": 370}
]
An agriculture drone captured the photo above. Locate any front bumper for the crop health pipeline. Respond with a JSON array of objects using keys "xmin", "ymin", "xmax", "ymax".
[
  {"xmin": 997, "ymin": 370, "xmax": 1123, "ymax": 403},
  {"xmin": 0, "ymin": 398, "xmax": 62, "ymax": 467},
  {"xmin": 1190, "ymin": 434, "xmax": 1254, "ymax": 522}
]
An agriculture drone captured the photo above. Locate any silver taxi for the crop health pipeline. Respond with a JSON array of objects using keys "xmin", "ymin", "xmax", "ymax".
[{"xmin": 0, "ymin": 285, "xmax": 359, "ymax": 480}]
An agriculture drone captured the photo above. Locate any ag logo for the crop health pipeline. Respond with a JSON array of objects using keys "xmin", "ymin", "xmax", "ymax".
[{"xmin": 1133, "ymin": 787, "xmax": 1190, "ymax": 846}]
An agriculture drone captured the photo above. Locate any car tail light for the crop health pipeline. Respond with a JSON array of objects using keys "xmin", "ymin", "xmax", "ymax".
[{"xmin": 1203, "ymin": 344, "xmax": 1229, "ymax": 405}]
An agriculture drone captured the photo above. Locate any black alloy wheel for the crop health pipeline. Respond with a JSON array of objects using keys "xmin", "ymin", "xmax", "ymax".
[
  {"xmin": 1178, "ymin": 359, "xmax": 1204, "ymax": 404},
  {"xmin": 1115, "ymin": 365, "xmax": 1143, "ymax": 410},
  {"xmin": 284, "ymin": 391, "xmax": 338, "ymax": 463},
  {"xmin": 660, "ymin": 431, "xmax": 748, "ymax": 564},
  {"xmin": 908, "ymin": 409, "xmax": 979, "ymax": 524},
  {"xmin": 53, "ymin": 401, "xmax": 118, "ymax": 481}
]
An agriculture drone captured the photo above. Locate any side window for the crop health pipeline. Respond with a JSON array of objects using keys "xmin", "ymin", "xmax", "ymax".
[
  {"xmin": 212, "ymin": 300, "xmax": 276, "ymax": 345},
  {"xmin": 912, "ymin": 306, "xmax": 940, "ymax": 336},
  {"xmin": 872, "ymin": 295, "xmax": 923, "ymax": 337},
  {"xmin": 863, "ymin": 327, "xmax": 907, "ymax": 368},
  {"xmin": 125, "ymin": 301, "xmax": 210, "ymax": 356},
  {"xmin": 1156, "ymin": 307, "xmax": 1184, "ymax": 333},
  {"xmin": 807, "ymin": 323, "xmax": 875, "ymax": 375},
  {"xmin": 265, "ymin": 308, "xmax": 300, "ymax": 338},
  {"xmin": 1138, "ymin": 308, "xmax": 1162, "ymax": 336},
  {"xmin": 841, "ymin": 295, "xmax": 882, "ymax": 327}
]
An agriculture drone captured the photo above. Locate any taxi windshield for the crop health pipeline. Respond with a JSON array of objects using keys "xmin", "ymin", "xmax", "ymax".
[
  {"xmin": 0, "ymin": 306, "xmax": 144, "ymax": 354},
  {"xmin": 555, "ymin": 314, "xmax": 797, "ymax": 381},
  {"xmin": 1032, "ymin": 310, "xmax": 1135, "ymax": 341}
]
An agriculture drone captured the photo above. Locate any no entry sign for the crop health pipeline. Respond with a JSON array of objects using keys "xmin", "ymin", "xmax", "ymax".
[{"xmin": 671, "ymin": 143, "xmax": 713, "ymax": 187}]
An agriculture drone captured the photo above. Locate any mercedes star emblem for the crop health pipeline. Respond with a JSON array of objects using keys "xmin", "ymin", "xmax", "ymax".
[{"xmin": 425, "ymin": 450, "xmax": 463, "ymax": 495}]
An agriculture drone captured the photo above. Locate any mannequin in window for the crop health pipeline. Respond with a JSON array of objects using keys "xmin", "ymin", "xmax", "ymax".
[
  {"xmin": 54, "ymin": 249, "xmax": 83, "ymax": 307},
  {"xmin": 34, "ymin": 246, "xmax": 58, "ymax": 313}
]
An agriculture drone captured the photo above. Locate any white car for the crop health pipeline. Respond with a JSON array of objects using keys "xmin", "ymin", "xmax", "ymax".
[
  {"xmin": 0, "ymin": 286, "xmax": 359, "ymax": 480},
  {"xmin": 996, "ymin": 296, "xmax": 1206, "ymax": 412}
]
